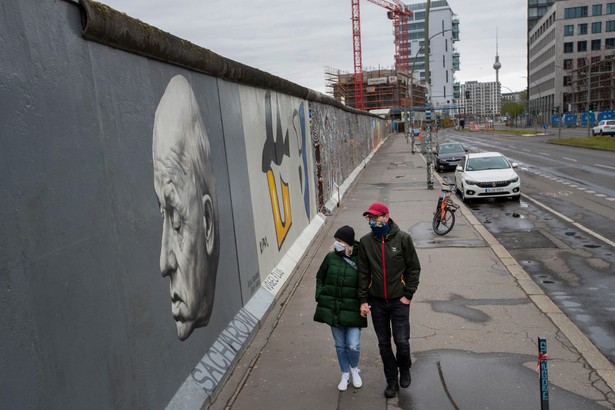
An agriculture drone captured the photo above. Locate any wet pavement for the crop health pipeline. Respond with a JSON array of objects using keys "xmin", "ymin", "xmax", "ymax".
[{"xmin": 207, "ymin": 133, "xmax": 615, "ymax": 410}]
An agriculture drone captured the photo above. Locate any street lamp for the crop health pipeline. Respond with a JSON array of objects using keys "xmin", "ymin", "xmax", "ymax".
[
  {"xmin": 523, "ymin": 76, "xmax": 542, "ymax": 134},
  {"xmin": 405, "ymin": 27, "xmax": 456, "ymax": 157}
]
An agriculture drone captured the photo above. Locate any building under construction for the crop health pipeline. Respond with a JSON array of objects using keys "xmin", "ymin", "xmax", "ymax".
[{"xmin": 324, "ymin": 66, "xmax": 427, "ymax": 114}]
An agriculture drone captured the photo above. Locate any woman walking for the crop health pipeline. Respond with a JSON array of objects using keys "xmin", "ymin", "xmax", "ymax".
[{"xmin": 314, "ymin": 225, "xmax": 367, "ymax": 391}]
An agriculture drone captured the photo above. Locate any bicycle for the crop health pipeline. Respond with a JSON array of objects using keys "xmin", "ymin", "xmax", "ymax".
[{"xmin": 432, "ymin": 183, "xmax": 460, "ymax": 235}]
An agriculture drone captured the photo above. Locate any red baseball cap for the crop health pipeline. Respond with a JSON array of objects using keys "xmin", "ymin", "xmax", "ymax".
[{"xmin": 362, "ymin": 202, "xmax": 389, "ymax": 217}]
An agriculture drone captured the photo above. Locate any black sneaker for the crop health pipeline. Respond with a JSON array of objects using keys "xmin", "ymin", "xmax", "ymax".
[
  {"xmin": 384, "ymin": 381, "xmax": 399, "ymax": 398},
  {"xmin": 400, "ymin": 369, "xmax": 411, "ymax": 388}
]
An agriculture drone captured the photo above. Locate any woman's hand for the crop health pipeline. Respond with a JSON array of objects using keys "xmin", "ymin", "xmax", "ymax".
[
  {"xmin": 360, "ymin": 303, "xmax": 371, "ymax": 317},
  {"xmin": 400, "ymin": 296, "xmax": 411, "ymax": 305}
]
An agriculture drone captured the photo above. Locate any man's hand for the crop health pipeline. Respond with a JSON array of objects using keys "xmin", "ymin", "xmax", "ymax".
[
  {"xmin": 400, "ymin": 296, "xmax": 411, "ymax": 305},
  {"xmin": 360, "ymin": 303, "xmax": 371, "ymax": 317}
]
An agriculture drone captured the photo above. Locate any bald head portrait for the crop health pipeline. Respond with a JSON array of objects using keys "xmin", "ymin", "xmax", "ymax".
[{"xmin": 153, "ymin": 75, "xmax": 220, "ymax": 341}]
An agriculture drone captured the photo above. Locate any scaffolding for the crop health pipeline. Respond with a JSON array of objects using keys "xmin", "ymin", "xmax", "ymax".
[
  {"xmin": 563, "ymin": 51, "xmax": 615, "ymax": 113},
  {"xmin": 324, "ymin": 66, "xmax": 426, "ymax": 112}
]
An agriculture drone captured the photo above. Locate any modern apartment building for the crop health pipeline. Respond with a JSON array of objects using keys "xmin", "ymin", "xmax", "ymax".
[
  {"xmin": 528, "ymin": 0, "xmax": 615, "ymax": 119},
  {"xmin": 460, "ymin": 81, "xmax": 501, "ymax": 120},
  {"xmin": 404, "ymin": 1, "xmax": 460, "ymax": 109},
  {"xmin": 529, "ymin": 0, "xmax": 564, "ymax": 32}
]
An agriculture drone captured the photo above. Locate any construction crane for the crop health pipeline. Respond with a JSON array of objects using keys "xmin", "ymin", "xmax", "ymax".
[{"xmin": 351, "ymin": 0, "xmax": 413, "ymax": 110}]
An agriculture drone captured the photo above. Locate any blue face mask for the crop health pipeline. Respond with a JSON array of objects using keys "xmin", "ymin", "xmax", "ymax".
[
  {"xmin": 369, "ymin": 220, "xmax": 390, "ymax": 236},
  {"xmin": 368, "ymin": 219, "xmax": 385, "ymax": 228}
]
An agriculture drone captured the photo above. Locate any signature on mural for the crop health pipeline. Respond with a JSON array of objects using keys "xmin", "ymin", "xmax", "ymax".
[
  {"xmin": 153, "ymin": 75, "xmax": 220, "ymax": 341},
  {"xmin": 261, "ymin": 92, "xmax": 310, "ymax": 250}
]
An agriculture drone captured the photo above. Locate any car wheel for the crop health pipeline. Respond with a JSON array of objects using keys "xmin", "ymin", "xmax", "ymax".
[
  {"xmin": 592, "ymin": 130, "xmax": 596, "ymax": 136},
  {"xmin": 600, "ymin": 130, "xmax": 604, "ymax": 136}
]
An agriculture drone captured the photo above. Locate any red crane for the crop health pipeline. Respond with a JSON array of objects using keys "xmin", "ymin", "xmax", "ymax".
[{"xmin": 351, "ymin": 0, "xmax": 413, "ymax": 110}]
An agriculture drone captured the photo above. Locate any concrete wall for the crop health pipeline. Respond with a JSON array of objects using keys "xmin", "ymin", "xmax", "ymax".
[{"xmin": 0, "ymin": 1, "xmax": 389, "ymax": 409}]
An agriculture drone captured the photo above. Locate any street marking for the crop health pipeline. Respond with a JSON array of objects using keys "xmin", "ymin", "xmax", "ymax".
[
  {"xmin": 595, "ymin": 194, "xmax": 607, "ymax": 198},
  {"xmin": 539, "ymin": 152, "xmax": 551, "ymax": 156},
  {"xmin": 594, "ymin": 163, "xmax": 615, "ymax": 171},
  {"xmin": 563, "ymin": 157, "xmax": 578, "ymax": 162},
  {"xmin": 522, "ymin": 194, "xmax": 615, "ymax": 248},
  {"xmin": 523, "ymin": 148, "xmax": 532, "ymax": 152}
]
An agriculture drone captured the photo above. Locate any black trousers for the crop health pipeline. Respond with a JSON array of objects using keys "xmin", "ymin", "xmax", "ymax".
[{"xmin": 370, "ymin": 297, "xmax": 411, "ymax": 383}]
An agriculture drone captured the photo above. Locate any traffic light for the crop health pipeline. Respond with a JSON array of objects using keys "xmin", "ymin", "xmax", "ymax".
[{"xmin": 588, "ymin": 103, "xmax": 594, "ymax": 114}]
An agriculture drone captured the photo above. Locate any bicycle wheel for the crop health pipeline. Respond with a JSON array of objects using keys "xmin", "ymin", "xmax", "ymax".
[{"xmin": 432, "ymin": 207, "xmax": 455, "ymax": 235}]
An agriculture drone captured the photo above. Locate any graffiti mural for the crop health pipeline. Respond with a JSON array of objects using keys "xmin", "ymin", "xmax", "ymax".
[
  {"xmin": 262, "ymin": 91, "xmax": 293, "ymax": 249},
  {"xmin": 240, "ymin": 89, "xmax": 315, "ymax": 279},
  {"xmin": 153, "ymin": 75, "xmax": 220, "ymax": 341},
  {"xmin": 309, "ymin": 102, "xmax": 389, "ymax": 211}
]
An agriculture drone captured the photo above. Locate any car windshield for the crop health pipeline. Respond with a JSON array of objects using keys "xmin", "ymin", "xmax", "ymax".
[
  {"xmin": 466, "ymin": 156, "xmax": 510, "ymax": 171},
  {"xmin": 439, "ymin": 144, "xmax": 464, "ymax": 154}
]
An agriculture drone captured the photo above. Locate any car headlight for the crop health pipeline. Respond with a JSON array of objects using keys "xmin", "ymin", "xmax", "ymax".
[
  {"xmin": 464, "ymin": 179, "xmax": 477, "ymax": 185},
  {"xmin": 510, "ymin": 177, "xmax": 519, "ymax": 183}
]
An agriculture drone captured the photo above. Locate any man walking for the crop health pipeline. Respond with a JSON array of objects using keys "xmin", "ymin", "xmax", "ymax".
[{"xmin": 358, "ymin": 202, "xmax": 421, "ymax": 398}]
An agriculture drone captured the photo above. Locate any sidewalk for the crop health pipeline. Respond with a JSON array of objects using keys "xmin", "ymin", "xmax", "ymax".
[{"xmin": 208, "ymin": 133, "xmax": 615, "ymax": 410}]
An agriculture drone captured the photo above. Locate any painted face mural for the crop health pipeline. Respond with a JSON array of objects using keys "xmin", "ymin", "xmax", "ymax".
[{"xmin": 153, "ymin": 75, "xmax": 220, "ymax": 341}]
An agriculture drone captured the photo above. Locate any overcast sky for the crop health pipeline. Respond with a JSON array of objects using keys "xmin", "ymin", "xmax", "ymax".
[{"xmin": 99, "ymin": 0, "xmax": 528, "ymax": 95}]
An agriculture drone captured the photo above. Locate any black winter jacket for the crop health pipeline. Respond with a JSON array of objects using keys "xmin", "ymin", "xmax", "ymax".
[
  {"xmin": 358, "ymin": 219, "xmax": 421, "ymax": 303},
  {"xmin": 313, "ymin": 244, "xmax": 368, "ymax": 328}
]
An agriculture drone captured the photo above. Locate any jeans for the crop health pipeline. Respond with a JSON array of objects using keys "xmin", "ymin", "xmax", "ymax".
[
  {"xmin": 331, "ymin": 326, "xmax": 361, "ymax": 373},
  {"xmin": 370, "ymin": 297, "xmax": 411, "ymax": 383}
]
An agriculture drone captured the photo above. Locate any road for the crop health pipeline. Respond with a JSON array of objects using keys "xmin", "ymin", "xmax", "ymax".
[{"xmin": 435, "ymin": 127, "xmax": 615, "ymax": 364}]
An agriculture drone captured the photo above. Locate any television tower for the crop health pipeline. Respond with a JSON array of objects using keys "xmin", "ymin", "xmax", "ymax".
[
  {"xmin": 493, "ymin": 28, "xmax": 501, "ymax": 82},
  {"xmin": 493, "ymin": 28, "xmax": 501, "ymax": 122}
]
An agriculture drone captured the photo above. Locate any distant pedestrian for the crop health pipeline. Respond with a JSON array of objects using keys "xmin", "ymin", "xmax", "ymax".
[
  {"xmin": 314, "ymin": 225, "xmax": 367, "ymax": 391},
  {"xmin": 358, "ymin": 202, "xmax": 421, "ymax": 398}
]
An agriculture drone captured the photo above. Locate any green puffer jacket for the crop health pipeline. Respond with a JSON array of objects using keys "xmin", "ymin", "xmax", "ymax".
[
  {"xmin": 313, "ymin": 244, "xmax": 367, "ymax": 328},
  {"xmin": 358, "ymin": 218, "xmax": 421, "ymax": 303}
]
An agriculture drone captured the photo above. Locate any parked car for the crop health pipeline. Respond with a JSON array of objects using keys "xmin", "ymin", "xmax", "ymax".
[
  {"xmin": 592, "ymin": 120, "xmax": 615, "ymax": 136},
  {"xmin": 454, "ymin": 152, "xmax": 521, "ymax": 201},
  {"xmin": 434, "ymin": 142, "xmax": 467, "ymax": 172}
]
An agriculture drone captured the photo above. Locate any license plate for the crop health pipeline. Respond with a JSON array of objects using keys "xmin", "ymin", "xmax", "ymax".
[{"xmin": 485, "ymin": 187, "xmax": 504, "ymax": 193}]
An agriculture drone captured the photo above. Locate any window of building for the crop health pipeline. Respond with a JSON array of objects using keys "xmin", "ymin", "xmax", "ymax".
[
  {"xmin": 577, "ymin": 41, "xmax": 587, "ymax": 52},
  {"xmin": 564, "ymin": 25, "xmax": 574, "ymax": 36},
  {"xmin": 563, "ymin": 59, "xmax": 573, "ymax": 70},
  {"xmin": 592, "ymin": 39, "xmax": 602, "ymax": 50},
  {"xmin": 607, "ymin": 38, "xmax": 615, "ymax": 49},
  {"xmin": 607, "ymin": 3, "xmax": 615, "ymax": 14},
  {"xmin": 592, "ymin": 21, "xmax": 602, "ymax": 33},
  {"xmin": 564, "ymin": 42, "xmax": 574, "ymax": 53},
  {"xmin": 563, "ymin": 76, "xmax": 572, "ymax": 86},
  {"xmin": 577, "ymin": 57, "xmax": 587, "ymax": 67},
  {"xmin": 607, "ymin": 20, "xmax": 615, "ymax": 32},
  {"xmin": 564, "ymin": 6, "xmax": 588, "ymax": 19},
  {"xmin": 578, "ymin": 23, "xmax": 588, "ymax": 35},
  {"xmin": 593, "ymin": 4, "xmax": 603, "ymax": 15}
]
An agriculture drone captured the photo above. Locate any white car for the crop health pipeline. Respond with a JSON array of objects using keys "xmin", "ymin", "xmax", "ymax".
[
  {"xmin": 592, "ymin": 119, "xmax": 615, "ymax": 136},
  {"xmin": 454, "ymin": 152, "xmax": 521, "ymax": 201}
]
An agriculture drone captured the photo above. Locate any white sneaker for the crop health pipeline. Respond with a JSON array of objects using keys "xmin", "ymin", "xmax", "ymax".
[
  {"xmin": 350, "ymin": 367, "xmax": 362, "ymax": 388},
  {"xmin": 338, "ymin": 372, "xmax": 350, "ymax": 391}
]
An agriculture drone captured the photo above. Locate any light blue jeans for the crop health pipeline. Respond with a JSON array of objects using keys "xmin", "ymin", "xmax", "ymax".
[{"xmin": 331, "ymin": 326, "xmax": 361, "ymax": 373}]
